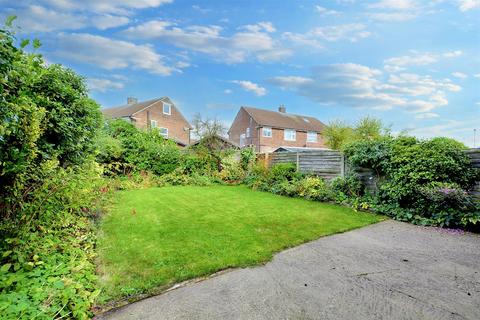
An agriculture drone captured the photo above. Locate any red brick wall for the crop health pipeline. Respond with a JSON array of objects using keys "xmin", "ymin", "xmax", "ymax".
[
  {"xmin": 258, "ymin": 128, "xmax": 325, "ymax": 153},
  {"xmin": 131, "ymin": 100, "xmax": 191, "ymax": 145},
  {"xmin": 228, "ymin": 108, "xmax": 260, "ymax": 149}
]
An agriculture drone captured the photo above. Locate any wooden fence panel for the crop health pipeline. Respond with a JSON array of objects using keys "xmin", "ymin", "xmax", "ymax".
[{"xmin": 269, "ymin": 150, "xmax": 344, "ymax": 180}]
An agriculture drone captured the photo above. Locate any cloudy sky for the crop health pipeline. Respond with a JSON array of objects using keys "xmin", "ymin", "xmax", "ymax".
[{"xmin": 2, "ymin": 0, "xmax": 479, "ymax": 145}]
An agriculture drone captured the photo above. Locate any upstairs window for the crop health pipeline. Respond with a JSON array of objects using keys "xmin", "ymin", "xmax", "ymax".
[
  {"xmin": 150, "ymin": 120, "xmax": 157, "ymax": 128},
  {"xmin": 307, "ymin": 131, "xmax": 317, "ymax": 143},
  {"xmin": 284, "ymin": 129, "xmax": 296, "ymax": 141},
  {"xmin": 262, "ymin": 127, "xmax": 272, "ymax": 137},
  {"xmin": 163, "ymin": 103, "xmax": 171, "ymax": 115},
  {"xmin": 246, "ymin": 127, "xmax": 251, "ymax": 138},
  {"xmin": 159, "ymin": 127, "xmax": 168, "ymax": 137}
]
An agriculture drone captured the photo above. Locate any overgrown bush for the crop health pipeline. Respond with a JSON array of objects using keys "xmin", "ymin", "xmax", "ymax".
[
  {"xmin": 101, "ymin": 120, "xmax": 182, "ymax": 176},
  {"xmin": 0, "ymin": 19, "xmax": 105, "ymax": 319},
  {"xmin": 0, "ymin": 162, "xmax": 106, "ymax": 319},
  {"xmin": 0, "ymin": 22, "xmax": 102, "ymax": 217},
  {"xmin": 345, "ymin": 136, "xmax": 480, "ymax": 227}
]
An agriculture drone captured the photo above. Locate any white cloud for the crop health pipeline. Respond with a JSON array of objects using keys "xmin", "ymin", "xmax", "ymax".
[
  {"xmin": 122, "ymin": 20, "xmax": 290, "ymax": 64},
  {"xmin": 315, "ymin": 5, "xmax": 340, "ymax": 15},
  {"xmin": 12, "ymin": 5, "xmax": 87, "ymax": 32},
  {"xmin": 42, "ymin": 0, "xmax": 173, "ymax": 15},
  {"xmin": 55, "ymin": 33, "xmax": 177, "ymax": 75},
  {"xmin": 368, "ymin": 11, "xmax": 417, "ymax": 21},
  {"xmin": 451, "ymin": 71, "xmax": 468, "ymax": 79},
  {"xmin": 369, "ymin": 0, "xmax": 417, "ymax": 10},
  {"xmin": 10, "ymin": 5, "xmax": 130, "ymax": 32},
  {"xmin": 415, "ymin": 112, "xmax": 439, "ymax": 119},
  {"xmin": 90, "ymin": 14, "xmax": 130, "ymax": 30},
  {"xmin": 224, "ymin": 89, "xmax": 232, "ymax": 94},
  {"xmin": 231, "ymin": 80, "xmax": 267, "ymax": 96},
  {"xmin": 474, "ymin": 74, "xmax": 480, "ymax": 78},
  {"xmin": 384, "ymin": 50, "xmax": 463, "ymax": 72},
  {"xmin": 88, "ymin": 78, "xmax": 125, "ymax": 92},
  {"xmin": 283, "ymin": 23, "xmax": 371, "ymax": 48},
  {"xmin": 458, "ymin": 0, "xmax": 480, "ymax": 11},
  {"xmin": 269, "ymin": 63, "xmax": 461, "ymax": 113}
]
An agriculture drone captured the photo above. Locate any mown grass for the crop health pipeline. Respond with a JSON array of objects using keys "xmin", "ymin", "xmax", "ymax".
[{"xmin": 97, "ymin": 185, "xmax": 383, "ymax": 303}]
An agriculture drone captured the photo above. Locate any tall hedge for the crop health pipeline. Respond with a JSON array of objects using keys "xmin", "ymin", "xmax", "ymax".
[{"xmin": 0, "ymin": 23, "xmax": 102, "ymax": 217}]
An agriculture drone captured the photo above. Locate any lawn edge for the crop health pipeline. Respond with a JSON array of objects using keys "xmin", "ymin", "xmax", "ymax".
[{"xmin": 93, "ymin": 217, "xmax": 386, "ymax": 317}]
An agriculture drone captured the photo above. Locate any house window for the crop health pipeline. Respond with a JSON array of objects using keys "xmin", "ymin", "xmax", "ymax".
[
  {"xmin": 246, "ymin": 127, "xmax": 251, "ymax": 138},
  {"xmin": 159, "ymin": 127, "xmax": 168, "ymax": 137},
  {"xmin": 284, "ymin": 129, "xmax": 296, "ymax": 141},
  {"xmin": 240, "ymin": 133, "xmax": 246, "ymax": 147},
  {"xmin": 163, "ymin": 103, "xmax": 171, "ymax": 115},
  {"xmin": 262, "ymin": 127, "xmax": 272, "ymax": 137},
  {"xmin": 307, "ymin": 131, "xmax": 317, "ymax": 143},
  {"xmin": 150, "ymin": 120, "xmax": 157, "ymax": 128}
]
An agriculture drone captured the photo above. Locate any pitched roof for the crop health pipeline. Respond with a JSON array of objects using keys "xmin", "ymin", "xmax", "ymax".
[
  {"xmin": 242, "ymin": 106, "xmax": 326, "ymax": 132},
  {"xmin": 102, "ymin": 97, "xmax": 166, "ymax": 118}
]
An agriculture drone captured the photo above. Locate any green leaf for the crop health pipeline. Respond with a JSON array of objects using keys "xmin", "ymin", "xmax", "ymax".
[
  {"xmin": 2, "ymin": 250, "xmax": 12, "ymax": 258},
  {"xmin": 20, "ymin": 39, "xmax": 30, "ymax": 48},
  {"xmin": 5, "ymin": 15, "xmax": 17, "ymax": 27},
  {"xmin": 32, "ymin": 39, "xmax": 41, "ymax": 49},
  {"xmin": 1, "ymin": 263, "xmax": 12, "ymax": 272}
]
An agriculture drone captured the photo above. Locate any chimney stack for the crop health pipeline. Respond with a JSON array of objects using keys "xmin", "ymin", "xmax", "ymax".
[
  {"xmin": 127, "ymin": 97, "xmax": 138, "ymax": 104},
  {"xmin": 278, "ymin": 104, "xmax": 286, "ymax": 113}
]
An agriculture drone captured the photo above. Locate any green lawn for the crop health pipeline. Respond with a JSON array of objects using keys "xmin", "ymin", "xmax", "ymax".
[{"xmin": 97, "ymin": 185, "xmax": 383, "ymax": 303}]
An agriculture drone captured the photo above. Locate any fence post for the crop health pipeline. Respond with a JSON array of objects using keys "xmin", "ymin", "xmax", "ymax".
[
  {"xmin": 340, "ymin": 154, "xmax": 345, "ymax": 178},
  {"xmin": 296, "ymin": 152, "xmax": 300, "ymax": 171}
]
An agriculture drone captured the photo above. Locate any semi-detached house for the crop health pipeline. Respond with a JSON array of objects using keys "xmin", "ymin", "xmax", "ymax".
[
  {"xmin": 102, "ymin": 97, "xmax": 192, "ymax": 146},
  {"xmin": 228, "ymin": 105, "xmax": 327, "ymax": 153}
]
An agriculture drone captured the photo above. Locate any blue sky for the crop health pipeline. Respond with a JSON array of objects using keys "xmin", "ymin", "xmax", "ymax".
[{"xmin": 2, "ymin": 0, "xmax": 480, "ymax": 145}]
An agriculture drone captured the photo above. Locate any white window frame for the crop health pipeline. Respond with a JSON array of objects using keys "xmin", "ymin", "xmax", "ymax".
[
  {"xmin": 307, "ymin": 131, "xmax": 317, "ymax": 143},
  {"xmin": 163, "ymin": 103, "xmax": 171, "ymax": 115},
  {"xmin": 150, "ymin": 120, "xmax": 157, "ymax": 128},
  {"xmin": 262, "ymin": 127, "xmax": 272, "ymax": 138},
  {"xmin": 284, "ymin": 129, "xmax": 296, "ymax": 141},
  {"xmin": 246, "ymin": 127, "xmax": 251, "ymax": 138},
  {"xmin": 240, "ymin": 133, "xmax": 246, "ymax": 147},
  {"xmin": 159, "ymin": 127, "xmax": 168, "ymax": 137}
]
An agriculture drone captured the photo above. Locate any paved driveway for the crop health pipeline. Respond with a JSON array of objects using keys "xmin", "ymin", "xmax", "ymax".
[{"xmin": 98, "ymin": 221, "xmax": 480, "ymax": 320}]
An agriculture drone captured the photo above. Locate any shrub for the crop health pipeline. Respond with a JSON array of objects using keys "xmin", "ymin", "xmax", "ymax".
[
  {"xmin": 330, "ymin": 174, "xmax": 363, "ymax": 199},
  {"xmin": 268, "ymin": 163, "xmax": 301, "ymax": 183},
  {"xmin": 240, "ymin": 147, "xmax": 256, "ymax": 171},
  {"xmin": 217, "ymin": 154, "xmax": 245, "ymax": 183},
  {"xmin": 102, "ymin": 120, "xmax": 182, "ymax": 176},
  {"xmin": 0, "ymin": 24, "xmax": 102, "ymax": 217},
  {"xmin": 346, "ymin": 136, "xmax": 479, "ymax": 227},
  {"xmin": 295, "ymin": 176, "xmax": 334, "ymax": 201},
  {"xmin": 0, "ymin": 161, "xmax": 105, "ymax": 319},
  {"xmin": 157, "ymin": 168, "xmax": 215, "ymax": 186}
]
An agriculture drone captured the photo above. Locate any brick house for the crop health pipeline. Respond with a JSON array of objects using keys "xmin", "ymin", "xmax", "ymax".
[
  {"xmin": 102, "ymin": 97, "xmax": 192, "ymax": 146},
  {"xmin": 228, "ymin": 106, "xmax": 327, "ymax": 153}
]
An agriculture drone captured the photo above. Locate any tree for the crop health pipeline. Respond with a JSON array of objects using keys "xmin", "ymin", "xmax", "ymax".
[
  {"xmin": 323, "ymin": 119, "xmax": 354, "ymax": 150},
  {"xmin": 354, "ymin": 116, "xmax": 387, "ymax": 141}
]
